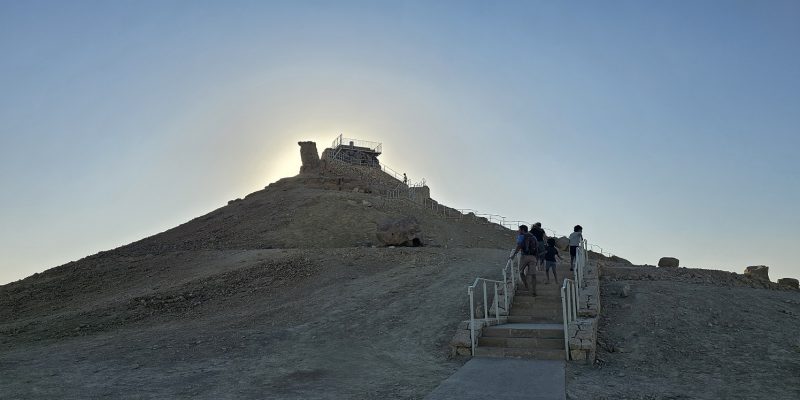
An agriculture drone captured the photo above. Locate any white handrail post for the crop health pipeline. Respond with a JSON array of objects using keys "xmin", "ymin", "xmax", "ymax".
[
  {"xmin": 494, "ymin": 282, "xmax": 500, "ymax": 322},
  {"xmin": 469, "ymin": 287, "xmax": 476, "ymax": 356},
  {"xmin": 561, "ymin": 282, "xmax": 569, "ymax": 360},
  {"xmin": 483, "ymin": 280, "xmax": 489, "ymax": 322},
  {"xmin": 502, "ymin": 268, "xmax": 509, "ymax": 315},
  {"xmin": 509, "ymin": 261, "xmax": 514, "ymax": 289},
  {"xmin": 572, "ymin": 284, "xmax": 577, "ymax": 320}
]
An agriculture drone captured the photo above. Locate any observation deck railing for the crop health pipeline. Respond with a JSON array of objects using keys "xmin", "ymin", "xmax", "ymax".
[{"xmin": 331, "ymin": 134, "xmax": 383, "ymax": 154}]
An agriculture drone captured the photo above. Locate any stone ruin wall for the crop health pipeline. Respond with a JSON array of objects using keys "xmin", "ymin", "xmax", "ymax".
[{"xmin": 569, "ymin": 261, "xmax": 601, "ymax": 364}]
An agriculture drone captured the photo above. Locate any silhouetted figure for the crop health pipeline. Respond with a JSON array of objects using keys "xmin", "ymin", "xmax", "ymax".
[
  {"xmin": 510, "ymin": 225, "xmax": 538, "ymax": 296},
  {"xmin": 403, "ymin": 173, "xmax": 408, "ymax": 185},
  {"xmin": 531, "ymin": 222, "xmax": 546, "ymax": 266},
  {"xmin": 544, "ymin": 238, "xmax": 563, "ymax": 284},
  {"xmin": 569, "ymin": 225, "xmax": 584, "ymax": 271}
]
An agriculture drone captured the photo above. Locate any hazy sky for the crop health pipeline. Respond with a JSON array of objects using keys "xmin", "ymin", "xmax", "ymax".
[{"xmin": 2, "ymin": 1, "xmax": 798, "ymax": 284}]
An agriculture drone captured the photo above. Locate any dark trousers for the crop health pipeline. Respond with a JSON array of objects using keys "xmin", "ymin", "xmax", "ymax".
[{"xmin": 569, "ymin": 246, "xmax": 578, "ymax": 270}]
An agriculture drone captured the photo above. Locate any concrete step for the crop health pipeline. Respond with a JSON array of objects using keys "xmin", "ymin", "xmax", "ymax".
[
  {"xmin": 482, "ymin": 323, "xmax": 564, "ymax": 339},
  {"xmin": 515, "ymin": 286, "xmax": 561, "ymax": 293},
  {"xmin": 473, "ymin": 346, "xmax": 566, "ymax": 360},
  {"xmin": 507, "ymin": 315, "xmax": 562, "ymax": 323},
  {"xmin": 511, "ymin": 304, "xmax": 562, "ymax": 315},
  {"xmin": 513, "ymin": 293, "xmax": 561, "ymax": 300},
  {"xmin": 509, "ymin": 307, "xmax": 562, "ymax": 318},
  {"xmin": 514, "ymin": 292, "xmax": 560, "ymax": 299},
  {"xmin": 515, "ymin": 288, "xmax": 561, "ymax": 295},
  {"xmin": 514, "ymin": 293, "xmax": 561, "ymax": 304},
  {"xmin": 511, "ymin": 297, "xmax": 562, "ymax": 307},
  {"xmin": 478, "ymin": 336, "xmax": 565, "ymax": 350},
  {"xmin": 515, "ymin": 288, "xmax": 561, "ymax": 294}
]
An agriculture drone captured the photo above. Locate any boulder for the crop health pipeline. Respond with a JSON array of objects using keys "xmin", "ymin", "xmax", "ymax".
[
  {"xmin": 777, "ymin": 278, "xmax": 798, "ymax": 289},
  {"xmin": 298, "ymin": 141, "xmax": 321, "ymax": 174},
  {"xmin": 744, "ymin": 265, "xmax": 770, "ymax": 281},
  {"xmin": 376, "ymin": 217, "xmax": 423, "ymax": 247},
  {"xmin": 620, "ymin": 283, "xmax": 631, "ymax": 298},
  {"xmin": 658, "ymin": 257, "xmax": 679, "ymax": 268},
  {"xmin": 556, "ymin": 236, "xmax": 570, "ymax": 251}
]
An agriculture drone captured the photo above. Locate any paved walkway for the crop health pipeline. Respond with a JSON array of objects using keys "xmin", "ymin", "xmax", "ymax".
[{"xmin": 424, "ymin": 357, "xmax": 565, "ymax": 400}]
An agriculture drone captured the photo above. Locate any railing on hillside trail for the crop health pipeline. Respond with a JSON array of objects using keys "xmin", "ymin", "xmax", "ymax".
[
  {"xmin": 560, "ymin": 278, "xmax": 578, "ymax": 360},
  {"xmin": 467, "ymin": 250, "xmax": 520, "ymax": 356},
  {"xmin": 325, "ymin": 137, "xmax": 619, "ymax": 257},
  {"xmin": 380, "ymin": 164, "xmax": 407, "ymax": 183},
  {"xmin": 560, "ymin": 239, "xmax": 588, "ymax": 360}
]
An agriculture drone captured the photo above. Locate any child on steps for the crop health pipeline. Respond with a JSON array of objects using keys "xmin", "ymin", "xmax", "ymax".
[{"xmin": 543, "ymin": 238, "xmax": 563, "ymax": 284}]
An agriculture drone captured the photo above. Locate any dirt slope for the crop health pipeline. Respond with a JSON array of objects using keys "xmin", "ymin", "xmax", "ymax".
[
  {"xmin": 0, "ymin": 164, "xmax": 522, "ymax": 399},
  {"xmin": 0, "ymin": 248, "xmax": 516, "ymax": 399},
  {"xmin": 567, "ymin": 264, "xmax": 800, "ymax": 400},
  {"xmin": 108, "ymin": 175, "xmax": 513, "ymax": 256}
]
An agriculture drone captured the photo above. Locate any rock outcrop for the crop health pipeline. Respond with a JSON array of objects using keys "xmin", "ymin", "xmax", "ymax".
[
  {"xmin": 744, "ymin": 265, "xmax": 770, "ymax": 282},
  {"xmin": 658, "ymin": 257, "xmax": 679, "ymax": 268},
  {"xmin": 556, "ymin": 236, "xmax": 570, "ymax": 251},
  {"xmin": 777, "ymin": 278, "xmax": 798, "ymax": 289},
  {"xmin": 376, "ymin": 217, "xmax": 422, "ymax": 247},
  {"xmin": 298, "ymin": 141, "xmax": 321, "ymax": 174}
]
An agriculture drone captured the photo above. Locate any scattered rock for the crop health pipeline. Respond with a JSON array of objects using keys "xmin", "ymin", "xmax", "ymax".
[
  {"xmin": 361, "ymin": 200, "xmax": 372, "ymax": 207},
  {"xmin": 620, "ymin": 284, "xmax": 631, "ymax": 298},
  {"xmin": 658, "ymin": 257, "xmax": 679, "ymax": 268},
  {"xmin": 744, "ymin": 265, "xmax": 770, "ymax": 282},
  {"xmin": 777, "ymin": 278, "xmax": 799, "ymax": 289}
]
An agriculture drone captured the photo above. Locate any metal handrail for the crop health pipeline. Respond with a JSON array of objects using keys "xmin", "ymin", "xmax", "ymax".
[
  {"xmin": 575, "ymin": 239, "xmax": 588, "ymax": 288},
  {"xmin": 560, "ymin": 278, "xmax": 579, "ymax": 360},
  {"xmin": 381, "ymin": 163, "xmax": 405, "ymax": 182},
  {"xmin": 560, "ymin": 238, "xmax": 589, "ymax": 360},
  {"xmin": 467, "ymin": 250, "xmax": 519, "ymax": 355}
]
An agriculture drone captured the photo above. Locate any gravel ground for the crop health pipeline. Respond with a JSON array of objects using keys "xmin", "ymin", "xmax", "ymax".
[{"xmin": 566, "ymin": 265, "xmax": 800, "ymax": 400}]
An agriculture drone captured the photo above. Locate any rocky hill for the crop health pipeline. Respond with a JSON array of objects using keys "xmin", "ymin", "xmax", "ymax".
[
  {"xmin": 1, "ymin": 141, "xmax": 797, "ymax": 400},
  {"xmin": 0, "ymin": 142, "xmax": 524, "ymax": 399}
]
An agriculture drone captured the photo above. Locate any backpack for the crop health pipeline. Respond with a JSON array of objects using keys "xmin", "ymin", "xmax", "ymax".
[
  {"xmin": 545, "ymin": 245, "xmax": 558, "ymax": 260},
  {"xmin": 522, "ymin": 233, "xmax": 538, "ymax": 256}
]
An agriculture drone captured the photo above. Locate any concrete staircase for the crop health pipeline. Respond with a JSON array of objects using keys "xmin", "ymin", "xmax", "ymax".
[{"xmin": 474, "ymin": 267, "xmax": 572, "ymax": 360}]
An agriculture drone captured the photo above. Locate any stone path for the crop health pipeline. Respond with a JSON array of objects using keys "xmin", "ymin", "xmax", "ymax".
[{"xmin": 424, "ymin": 357, "xmax": 566, "ymax": 400}]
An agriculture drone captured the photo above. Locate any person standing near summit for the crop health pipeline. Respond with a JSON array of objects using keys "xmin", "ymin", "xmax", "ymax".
[
  {"xmin": 569, "ymin": 225, "xmax": 583, "ymax": 271},
  {"xmin": 510, "ymin": 225, "xmax": 538, "ymax": 296}
]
